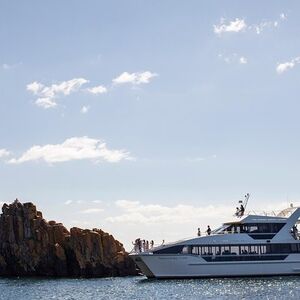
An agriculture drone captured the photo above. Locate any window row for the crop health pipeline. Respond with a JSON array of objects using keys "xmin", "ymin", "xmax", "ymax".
[
  {"xmin": 221, "ymin": 223, "xmax": 285, "ymax": 234},
  {"xmin": 182, "ymin": 243, "xmax": 300, "ymax": 256}
]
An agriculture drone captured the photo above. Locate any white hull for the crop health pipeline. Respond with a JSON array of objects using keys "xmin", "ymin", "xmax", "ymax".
[{"xmin": 132, "ymin": 254, "xmax": 300, "ymax": 278}]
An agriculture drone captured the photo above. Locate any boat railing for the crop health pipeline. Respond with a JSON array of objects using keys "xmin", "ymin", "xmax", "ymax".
[{"xmin": 245, "ymin": 210, "xmax": 279, "ymax": 217}]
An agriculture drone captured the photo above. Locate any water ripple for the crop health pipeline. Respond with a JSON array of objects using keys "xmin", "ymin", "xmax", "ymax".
[{"xmin": 0, "ymin": 276, "xmax": 300, "ymax": 300}]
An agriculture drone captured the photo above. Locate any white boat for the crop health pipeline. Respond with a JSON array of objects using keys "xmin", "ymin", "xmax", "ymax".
[{"xmin": 130, "ymin": 203, "xmax": 300, "ymax": 278}]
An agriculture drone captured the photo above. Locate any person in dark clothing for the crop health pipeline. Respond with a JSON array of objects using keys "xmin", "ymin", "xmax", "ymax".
[
  {"xmin": 197, "ymin": 227, "xmax": 201, "ymax": 236},
  {"xmin": 206, "ymin": 225, "xmax": 212, "ymax": 236},
  {"xmin": 240, "ymin": 204, "xmax": 245, "ymax": 216}
]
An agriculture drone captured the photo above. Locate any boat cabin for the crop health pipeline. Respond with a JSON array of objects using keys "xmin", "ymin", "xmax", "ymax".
[{"xmin": 214, "ymin": 215, "xmax": 288, "ymax": 239}]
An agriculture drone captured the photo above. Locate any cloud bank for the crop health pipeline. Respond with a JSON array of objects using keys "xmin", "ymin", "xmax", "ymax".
[{"xmin": 106, "ymin": 200, "xmax": 232, "ymax": 224}]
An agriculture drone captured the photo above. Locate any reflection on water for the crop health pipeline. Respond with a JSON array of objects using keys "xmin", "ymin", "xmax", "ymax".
[{"xmin": 0, "ymin": 276, "xmax": 300, "ymax": 299}]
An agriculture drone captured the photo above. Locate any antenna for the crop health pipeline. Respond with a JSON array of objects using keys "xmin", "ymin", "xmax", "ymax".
[{"xmin": 244, "ymin": 193, "xmax": 250, "ymax": 210}]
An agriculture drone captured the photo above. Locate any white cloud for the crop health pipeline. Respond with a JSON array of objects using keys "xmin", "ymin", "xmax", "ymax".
[
  {"xmin": 92, "ymin": 200, "xmax": 102, "ymax": 204},
  {"xmin": 80, "ymin": 105, "xmax": 90, "ymax": 114},
  {"xmin": 35, "ymin": 97, "xmax": 57, "ymax": 108},
  {"xmin": 86, "ymin": 85, "xmax": 107, "ymax": 94},
  {"xmin": 218, "ymin": 53, "xmax": 248, "ymax": 65},
  {"xmin": 27, "ymin": 82, "xmax": 44, "ymax": 94},
  {"xmin": 239, "ymin": 56, "xmax": 247, "ymax": 64},
  {"xmin": 64, "ymin": 200, "xmax": 87, "ymax": 205},
  {"xmin": 253, "ymin": 21, "xmax": 277, "ymax": 34},
  {"xmin": 112, "ymin": 71, "xmax": 158, "ymax": 85},
  {"xmin": 81, "ymin": 208, "xmax": 104, "ymax": 214},
  {"xmin": 0, "ymin": 149, "xmax": 10, "ymax": 158},
  {"xmin": 2, "ymin": 64, "xmax": 11, "ymax": 70},
  {"xmin": 8, "ymin": 136, "xmax": 132, "ymax": 164},
  {"xmin": 214, "ymin": 18, "xmax": 247, "ymax": 35},
  {"xmin": 214, "ymin": 14, "xmax": 287, "ymax": 36},
  {"xmin": 2, "ymin": 62, "xmax": 22, "ymax": 70},
  {"xmin": 106, "ymin": 200, "xmax": 232, "ymax": 224},
  {"xmin": 27, "ymin": 78, "xmax": 89, "ymax": 109},
  {"xmin": 280, "ymin": 13, "xmax": 287, "ymax": 20},
  {"xmin": 251, "ymin": 13, "xmax": 287, "ymax": 34},
  {"xmin": 276, "ymin": 57, "xmax": 300, "ymax": 74}
]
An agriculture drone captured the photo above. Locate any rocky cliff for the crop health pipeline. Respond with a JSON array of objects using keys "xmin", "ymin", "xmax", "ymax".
[{"xmin": 0, "ymin": 200, "xmax": 137, "ymax": 277}]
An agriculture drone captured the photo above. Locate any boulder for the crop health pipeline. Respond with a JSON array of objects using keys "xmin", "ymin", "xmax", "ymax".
[{"xmin": 0, "ymin": 200, "xmax": 137, "ymax": 277}]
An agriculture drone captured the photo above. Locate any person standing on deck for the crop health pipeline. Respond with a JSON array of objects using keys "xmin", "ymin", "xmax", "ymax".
[
  {"xmin": 150, "ymin": 240, "xmax": 154, "ymax": 249},
  {"xmin": 240, "ymin": 204, "xmax": 245, "ymax": 216},
  {"xmin": 206, "ymin": 225, "xmax": 211, "ymax": 236},
  {"xmin": 197, "ymin": 228, "xmax": 201, "ymax": 236}
]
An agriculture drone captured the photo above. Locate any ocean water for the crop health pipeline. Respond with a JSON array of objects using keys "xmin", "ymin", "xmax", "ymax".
[{"xmin": 0, "ymin": 276, "xmax": 300, "ymax": 300}]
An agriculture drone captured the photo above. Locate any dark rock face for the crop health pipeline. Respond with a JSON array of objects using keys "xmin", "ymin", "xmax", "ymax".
[{"xmin": 0, "ymin": 200, "xmax": 137, "ymax": 277}]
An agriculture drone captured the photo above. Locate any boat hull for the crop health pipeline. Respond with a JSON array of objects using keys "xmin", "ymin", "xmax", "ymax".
[{"xmin": 130, "ymin": 253, "xmax": 300, "ymax": 279}]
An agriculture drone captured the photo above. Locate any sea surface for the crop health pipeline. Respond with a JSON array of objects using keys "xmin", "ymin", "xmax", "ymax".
[{"xmin": 0, "ymin": 276, "xmax": 300, "ymax": 300}]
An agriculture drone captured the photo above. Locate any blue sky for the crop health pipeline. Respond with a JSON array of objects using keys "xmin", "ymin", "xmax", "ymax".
[{"xmin": 1, "ymin": 1, "xmax": 300, "ymax": 249}]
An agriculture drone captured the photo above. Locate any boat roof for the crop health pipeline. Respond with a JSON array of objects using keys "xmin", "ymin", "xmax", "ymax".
[{"xmin": 224, "ymin": 214, "xmax": 288, "ymax": 225}]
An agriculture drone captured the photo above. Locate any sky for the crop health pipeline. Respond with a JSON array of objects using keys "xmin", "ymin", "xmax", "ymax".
[{"xmin": 1, "ymin": 1, "xmax": 300, "ymax": 249}]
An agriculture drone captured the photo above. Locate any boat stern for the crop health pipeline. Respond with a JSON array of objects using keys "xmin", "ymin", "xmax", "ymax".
[{"xmin": 129, "ymin": 253, "xmax": 155, "ymax": 278}]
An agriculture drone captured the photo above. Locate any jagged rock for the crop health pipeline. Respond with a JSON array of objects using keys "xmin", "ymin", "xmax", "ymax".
[{"xmin": 0, "ymin": 200, "xmax": 137, "ymax": 277}]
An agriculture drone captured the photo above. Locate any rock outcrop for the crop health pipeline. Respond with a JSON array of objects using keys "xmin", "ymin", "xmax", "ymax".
[{"xmin": 0, "ymin": 200, "xmax": 137, "ymax": 277}]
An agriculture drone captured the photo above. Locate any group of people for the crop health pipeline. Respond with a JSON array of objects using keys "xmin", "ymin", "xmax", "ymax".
[
  {"xmin": 132, "ymin": 238, "xmax": 154, "ymax": 252},
  {"xmin": 197, "ymin": 225, "xmax": 212, "ymax": 236},
  {"xmin": 235, "ymin": 204, "xmax": 245, "ymax": 217}
]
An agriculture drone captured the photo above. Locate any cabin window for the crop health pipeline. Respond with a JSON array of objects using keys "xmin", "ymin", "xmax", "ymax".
[
  {"xmin": 221, "ymin": 245, "xmax": 231, "ymax": 255},
  {"xmin": 270, "ymin": 244, "xmax": 290, "ymax": 253},
  {"xmin": 201, "ymin": 246, "xmax": 212, "ymax": 255},
  {"xmin": 182, "ymin": 246, "xmax": 189, "ymax": 254},
  {"xmin": 192, "ymin": 246, "xmax": 199, "ymax": 255},
  {"xmin": 231, "ymin": 246, "xmax": 239, "ymax": 255},
  {"xmin": 291, "ymin": 244, "xmax": 298, "ymax": 253},
  {"xmin": 241, "ymin": 223, "xmax": 285, "ymax": 234},
  {"xmin": 240, "ymin": 245, "xmax": 249, "ymax": 254},
  {"xmin": 271, "ymin": 223, "xmax": 285, "ymax": 233},
  {"xmin": 246, "ymin": 225, "xmax": 259, "ymax": 233},
  {"xmin": 260, "ymin": 245, "xmax": 267, "ymax": 254}
]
